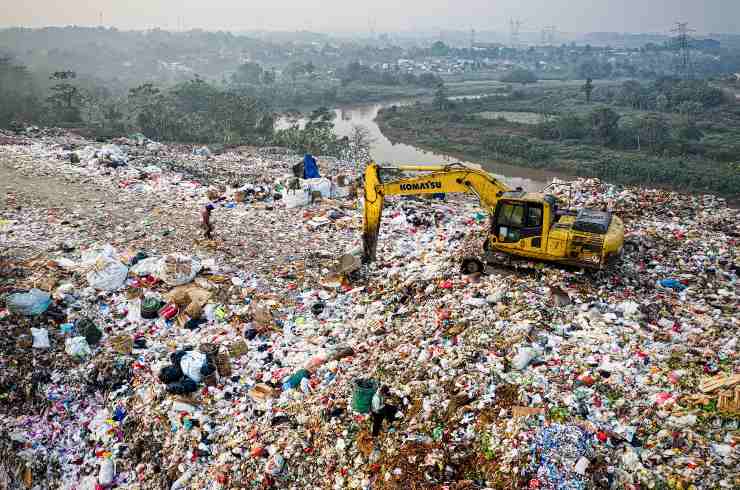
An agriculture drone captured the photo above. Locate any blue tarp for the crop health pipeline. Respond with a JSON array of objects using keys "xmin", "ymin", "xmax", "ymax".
[{"xmin": 303, "ymin": 154, "xmax": 320, "ymax": 179}]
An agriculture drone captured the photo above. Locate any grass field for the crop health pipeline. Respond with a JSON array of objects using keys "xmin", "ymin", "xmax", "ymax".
[{"xmin": 477, "ymin": 111, "xmax": 546, "ymax": 124}]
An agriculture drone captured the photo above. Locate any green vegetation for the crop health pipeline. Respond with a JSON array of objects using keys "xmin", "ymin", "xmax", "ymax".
[
  {"xmin": 477, "ymin": 111, "xmax": 543, "ymax": 124},
  {"xmin": 337, "ymin": 61, "xmax": 442, "ymax": 88},
  {"xmin": 0, "ymin": 57, "xmax": 40, "ymax": 128},
  {"xmin": 3, "ymin": 25, "xmax": 740, "ymax": 187},
  {"xmin": 377, "ymin": 80, "xmax": 740, "ymax": 197},
  {"xmin": 126, "ymin": 78, "xmax": 273, "ymax": 144},
  {"xmin": 500, "ymin": 68, "xmax": 538, "ymax": 85},
  {"xmin": 272, "ymin": 107, "xmax": 346, "ymax": 156}
]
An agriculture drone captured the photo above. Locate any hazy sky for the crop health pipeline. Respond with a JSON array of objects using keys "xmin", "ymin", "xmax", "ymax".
[{"xmin": 2, "ymin": 0, "xmax": 738, "ymax": 34}]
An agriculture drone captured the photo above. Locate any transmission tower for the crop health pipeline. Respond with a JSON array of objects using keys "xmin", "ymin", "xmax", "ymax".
[
  {"xmin": 546, "ymin": 25, "xmax": 557, "ymax": 45},
  {"xmin": 540, "ymin": 25, "xmax": 556, "ymax": 45},
  {"xmin": 510, "ymin": 19, "xmax": 523, "ymax": 49},
  {"xmin": 671, "ymin": 21, "xmax": 695, "ymax": 79}
]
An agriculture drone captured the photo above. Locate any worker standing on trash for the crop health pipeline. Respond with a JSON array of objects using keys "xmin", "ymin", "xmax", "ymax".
[
  {"xmin": 200, "ymin": 203, "xmax": 215, "ymax": 239},
  {"xmin": 371, "ymin": 385, "xmax": 398, "ymax": 437}
]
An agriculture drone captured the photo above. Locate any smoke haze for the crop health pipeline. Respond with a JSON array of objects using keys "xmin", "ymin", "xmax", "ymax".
[{"xmin": 3, "ymin": 0, "xmax": 738, "ymax": 34}]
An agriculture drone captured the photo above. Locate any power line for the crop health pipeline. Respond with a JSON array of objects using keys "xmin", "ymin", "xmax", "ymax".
[
  {"xmin": 671, "ymin": 21, "xmax": 695, "ymax": 80},
  {"xmin": 509, "ymin": 19, "xmax": 523, "ymax": 49}
]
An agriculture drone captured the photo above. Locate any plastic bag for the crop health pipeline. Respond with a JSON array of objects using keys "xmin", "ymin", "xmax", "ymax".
[
  {"xmin": 31, "ymin": 328, "xmax": 50, "ymax": 348},
  {"xmin": 157, "ymin": 254, "xmax": 202, "ymax": 286},
  {"xmin": 130, "ymin": 257, "xmax": 160, "ymax": 276},
  {"xmin": 171, "ymin": 469, "xmax": 193, "ymax": 490},
  {"xmin": 85, "ymin": 245, "xmax": 129, "ymax": 290},
  {"xmin": 265, "ymin": 452, "xmax": 285, "ymax": 476},
  {"xmin": 331, "ymin": 182, "xmax": 350, "ymax": 198},
  {"xmin": 95, "ymin": 145, "xmax": 128, "ymax": 165},
  {"xmin": 65, "ymin": 336, "xmax": 92, "ymax": 359},
  {"xmin": 192, "ymin": 146, "xmax": 212, "ymax": 157},
  {"xmin": 98, "ymin": 458, "xmax": 115, "ymax": 485},
  {"xmin": 7, "ymin": 289, "xmax": 51, "ymax": 316},
  {"xmin": 512, "ymin": 346, "xmax": 538, "ymax": 370},
  {"xmin": 302, "ymin": 177, "xmax": 331, "ymax": 197},
  {"xmin": 658, "ymin": 278, "xmax": 687, "ymax": 291},
  {"xmin": 282, "ymin": 189, "xmax": 310, "ymax": 209},
  {"xmin": 180, "ymin": 351, "xmax": 206, "ymax": 383}
]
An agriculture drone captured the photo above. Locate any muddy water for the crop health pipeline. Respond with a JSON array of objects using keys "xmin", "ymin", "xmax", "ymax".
[{"xmin": 278, "ymin": 98, "xmax": 576, "ymax": 192}]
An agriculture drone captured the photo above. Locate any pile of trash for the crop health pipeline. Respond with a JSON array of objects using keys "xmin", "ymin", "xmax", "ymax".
[{"xmin": 1, "ymin": 129, "xmax": 738, "ymax": 489}]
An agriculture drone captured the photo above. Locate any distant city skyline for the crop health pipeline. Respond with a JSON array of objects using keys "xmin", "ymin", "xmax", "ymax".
[{"xmin": 3, "ymin": 1, "xmax": 739, "ymax": 35}]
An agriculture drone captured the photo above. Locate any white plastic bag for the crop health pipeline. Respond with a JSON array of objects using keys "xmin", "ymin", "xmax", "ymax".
[
  {"xmin": 96, "ymin": 145, "xmax": 128, "ymax": 165},
  {"xmin": 282, "ymin": 189, "xmax": 310, "ymax": 208},
  {"xmin": 331, "ymin": 183, "xmax": 350, "ymax": 198},
  {"xmin": 157, "ymin": 254, "xmax": 202, "ymax": 286},
  {"xmin": 171, "ymin": 469, "xmax": 193, "ymax": 490},
  {"xmin": 66, "ymin": 336, "xmax": 92, "ymax": 359},
  {"xmin": 302, "ymin": 177, "xmax": 332, "ymax": 198},
  {"xmin": 127, "ymin": 298, "xmax": 142, "ymax": 322},
  {"xmin": 130, "ymin": 256, "xmax": 159, "ymax": 276},
  {"xmin": 98, "ymin": 458, "xmax": 115, "ymax": 485},
  {"xmin": 87, "ymin": 257, "xmax": 128, "ymax": 291},
  {"xmin": 89, "ymin": 409, "xmax": 114, "ymax": 442},
  {"xmin": 31, "ymin": 328, "xmax": 50, "ymax": 348},
  {"xmin": 512, "ymin": 346, "xmax": 538, "ymax": 370},
  {"xmin": 84, "ymin": 245, "xmax": 129, "ymax": 291},
  {"xmin": 265, "ymin": 452, "xmax": 285, "ymax": 476},
  {"xmin": 180, "ymin": 351, "xmax": 206, "ymax": 383}
]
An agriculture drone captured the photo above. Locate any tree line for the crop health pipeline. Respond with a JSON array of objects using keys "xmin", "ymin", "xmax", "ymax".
[{"xmin": 1, "ymin": 56, "xmax": 377, "ymax": 160}]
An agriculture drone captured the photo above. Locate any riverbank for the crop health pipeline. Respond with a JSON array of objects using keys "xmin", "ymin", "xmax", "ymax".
[
  {"xmin": 376, "ymin": 101, "xmax": 740, "ymax": 199},
  {"xmin": 274, "ymin": 79, "xmax": 516, "ymax": 112}
]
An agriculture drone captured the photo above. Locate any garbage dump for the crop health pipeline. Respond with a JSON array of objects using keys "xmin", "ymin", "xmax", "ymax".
[{"xmin": 0, "ymin": 127, "xmax": 738, "ymax": 489}]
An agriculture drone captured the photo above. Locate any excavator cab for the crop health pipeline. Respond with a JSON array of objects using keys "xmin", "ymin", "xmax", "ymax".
[{"xmin": 490, "ymin": 193, "xmax": 551, "ymax": 248}]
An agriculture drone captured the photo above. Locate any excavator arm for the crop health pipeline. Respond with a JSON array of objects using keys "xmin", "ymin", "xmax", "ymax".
[{"xmin": 362, "ymin": 162, "xmax": 511, "ymax": 263}]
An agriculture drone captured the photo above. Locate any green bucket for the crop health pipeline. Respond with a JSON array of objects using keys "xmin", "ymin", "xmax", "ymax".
[{"xmin": 351, "ymin": 378, "xmax": 378, "ymax": 414}]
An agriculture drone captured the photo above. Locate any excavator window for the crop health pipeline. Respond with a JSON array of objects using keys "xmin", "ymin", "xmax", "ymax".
[
  {"xmin": 498, "ymin": 202, "xmax": 525, "ymax": 227},
  {"xmin": 526, "ymin": 205, "xmax": 543, "ymax": 227},
  {"xmin": 494, "ymin": 201, "xmax": 544, "ymax": 244},
  {"xmin": 494, "ymin": 201, "xmax": 525, "ymax": 243}
]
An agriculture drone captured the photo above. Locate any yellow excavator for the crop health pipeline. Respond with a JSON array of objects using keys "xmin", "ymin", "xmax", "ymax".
[{"xmin": 362, "ymin": 162, "xmax": 625, "ymax": 271}]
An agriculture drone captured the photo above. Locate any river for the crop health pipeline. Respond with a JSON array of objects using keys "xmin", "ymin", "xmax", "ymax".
[{"xmin": 279, "ymin": 98, "xmax": 574, "ymax": 192}]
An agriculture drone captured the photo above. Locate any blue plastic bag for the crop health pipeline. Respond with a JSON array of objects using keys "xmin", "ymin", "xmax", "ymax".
[
  {"xmin": 659, "ymin": 278, "xmax": 687, "ymax": 291},
  {"xmin": 7, "ymin": 289, "xmax": 51, "ymax": 316},
  {"xmin": 303, "ymin": 154, "xmax": 320, "ymax": 179}
]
